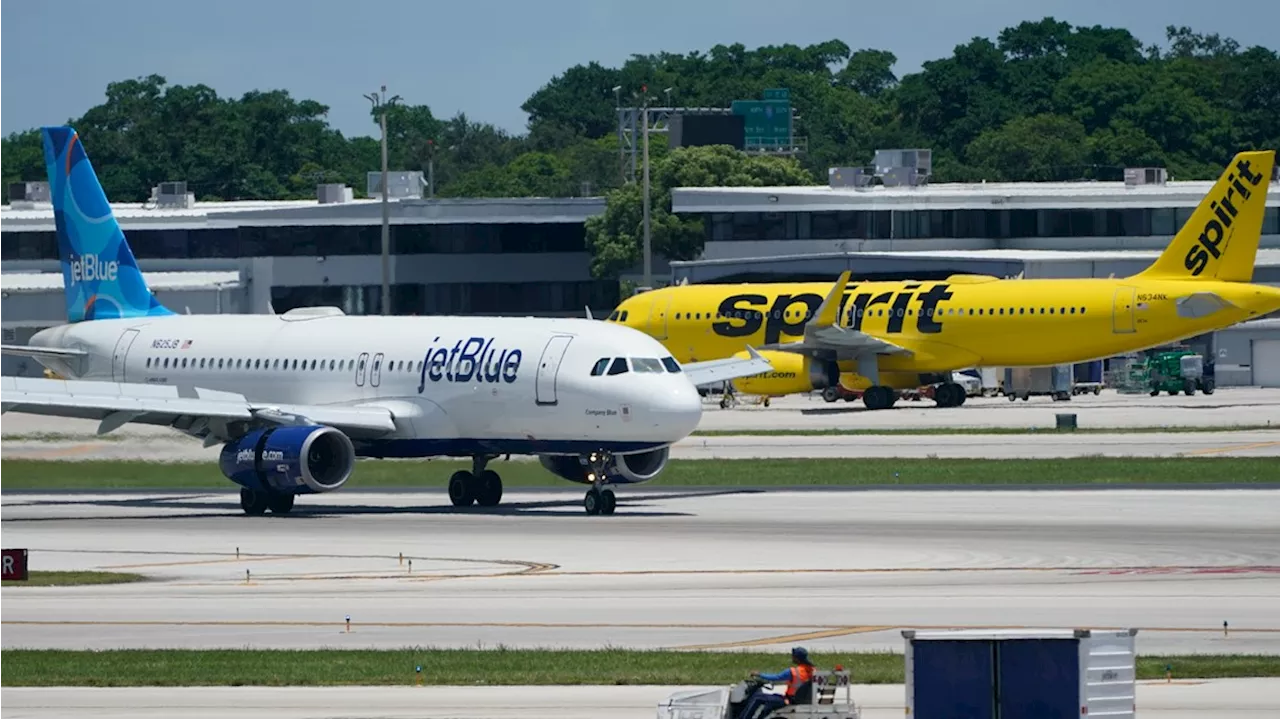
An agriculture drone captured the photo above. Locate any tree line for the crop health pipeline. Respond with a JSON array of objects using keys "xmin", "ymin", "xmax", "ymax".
[{"xmin": 3, "ymin": 18, "xmax": 1276, "ymax": 278}]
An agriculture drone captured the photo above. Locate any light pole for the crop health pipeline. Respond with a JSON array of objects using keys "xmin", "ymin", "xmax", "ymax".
[
  {"xmin": 364, "ymin": 85, "xmax": 400, "ymax": 315},
  {"xmin": 641, "ymin": 85, "xmax": 651, "ymax": 291}
]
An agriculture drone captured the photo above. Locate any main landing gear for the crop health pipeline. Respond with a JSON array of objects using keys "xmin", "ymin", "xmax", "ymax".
[
  {"xmin": 448, "ymin": 455, "xmax": 504, "ymax": 508},
  {"xmin": 861, "ymin": 386, "xmax": 898, "ymax": 411},
  {"xmin": 933, "ymin": 382, "xmax": 968, "ymax": 408},
  {"xmin": 581, "ymin": 452, "xmax": 617, "ymax": 516},
  {"xmin": 240, "ymin": 487, "xmax": 294, "ymax": 516}
]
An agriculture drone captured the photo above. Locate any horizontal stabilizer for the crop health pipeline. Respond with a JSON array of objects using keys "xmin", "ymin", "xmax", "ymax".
[
  {"xmin": 682, "ymin": 347, "xmax": 774, "ymax": 387},
  {"xmin": 0, "ymin": 344, "xmax": 89, "ymax": 359},
  {"xmin": 1176, "ymin": 292, "xmax": 1238, "ymax": 319}
]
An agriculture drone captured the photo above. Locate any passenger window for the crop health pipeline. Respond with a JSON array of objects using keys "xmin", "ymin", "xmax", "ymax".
[
  {"xmin": 662, "ymin": 357, "xmax": 681, "ymax": 373},
  {"xmin": 607, "ymin": 357, "xmax": 629, "ymax": 375},
  {"xmin": 590, "ymin": 358, "xmax": 609, "ymax": 376},
  {"xmin": 1080, "ymin": 307, "xmax": 1086, "ymax": 314},
  {"xmin": 146, "ymin": 358, "xmax": 152, "ymax": 368},
  {"xmin": 180, "ymin": 358, "xmax": 187, "ymax": 368},
  {"xmin": 978, "ymin": 309, "xmax": 984, "ymax": 315},
  {"xmin": 330, "ymin": 360, "xmax": 336, "ymax": 370}
]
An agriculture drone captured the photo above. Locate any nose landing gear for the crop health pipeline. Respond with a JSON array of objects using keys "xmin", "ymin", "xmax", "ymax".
[{"xmin": 581, "ymin": 451, "xmax": 618, "ymax": 516}]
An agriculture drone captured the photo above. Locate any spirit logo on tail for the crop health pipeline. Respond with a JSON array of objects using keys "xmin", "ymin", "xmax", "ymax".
[
  {"xmin": 1187, "ymin": 158, "xmax": 1265, "ymax": 276},
  {"xmin": 417, "ymin": 336, "xmax": 523, "ymax": 392}
]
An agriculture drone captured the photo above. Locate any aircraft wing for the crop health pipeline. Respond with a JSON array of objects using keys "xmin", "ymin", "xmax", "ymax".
[
  {"xmin": 758, "ymin": 270, "xmax": 913, "ymax": 360},
  {"xmin": 681, "ymin": 347, "xmax": 774, "ymax": 387},
  {"xmin": 0, "ymin": 376, "xmax": 397, "ymax": 438},
  {"xmin": 1, "ymin": 344, "xmax": 89, "ymax": 360}
]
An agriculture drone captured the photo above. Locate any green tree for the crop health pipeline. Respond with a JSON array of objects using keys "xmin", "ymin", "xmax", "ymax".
[{"xmin": 584, "ymin": 145, "xmax": 815, "ymax": 279}]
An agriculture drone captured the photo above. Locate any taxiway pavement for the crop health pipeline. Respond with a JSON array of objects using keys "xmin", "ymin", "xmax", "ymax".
[
  {"xmin": 3, "ymin": 488, "xmax": 1278, "ymax": 655},
  {"xmin": 5, "ymin": 681, "xmax": 1279, "ymax": 719},
  {"xmin": 4, "ymin": 390, "xmax": 1279, "ymax": 461}
]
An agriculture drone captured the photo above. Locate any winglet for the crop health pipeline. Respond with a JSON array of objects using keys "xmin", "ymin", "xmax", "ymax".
[{"xmin": 811, "ymin": 271, "xmax": 851, "ymax": 329}]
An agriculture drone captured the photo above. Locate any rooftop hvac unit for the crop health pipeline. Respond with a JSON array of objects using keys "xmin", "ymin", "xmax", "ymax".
[
  {"xmin": 154, "ymin": 181, "xmax": 194, "ymax": 208},
  {"xmin": 874, "ymin": 149, "xmax": 932, "ymax": 187},
  {"xmin": 366, "ymin": 171, "xmax": 424, "ymax": 200},
  {"xmin": 7, "ymin": 181, "xmax": 50, "ymax": 204},
  {"xmin": 317, "ymin": 183, "xmax": 353, "ymax": 204},
  {"xmin": 828, "ymin": 167, "xmax": 874, "ymax": 189},
  {"xmin": 1123, "ymin": 167, "xmax": 1167, "ymax": 187}
]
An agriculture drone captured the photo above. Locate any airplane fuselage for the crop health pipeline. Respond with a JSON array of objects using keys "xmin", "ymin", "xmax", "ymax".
[
  {"xmin": 31, "ymin": 309, "xmax": 703, "ymax": 458},
  {"xmin": 615, "ymin": 275, "xmax": 1280, "ymax": 389}
]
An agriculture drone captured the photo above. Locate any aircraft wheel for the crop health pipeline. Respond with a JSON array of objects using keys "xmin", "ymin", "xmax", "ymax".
[
  {"xmin": 1202, "ymin": 378, "xmax": 1215, "ymax": 395},
  {"xmin": 584, "ymin": 488, "xmax": 602, "ymax": 515},
  {"xmin": 822, "ymin": 386, "xmax": 840, "ymax": 403},
  {"xmin": 600, "ymin": 489, "xmax": 617, "ymax": 516},
  {"xmin": 240, "ymin": 487, "xmax": 269, "ymax": 516},
  {"xmin": 267, "ymin": 494, "xmax": 295, "ymax": 514},
  {"xmin": 449, "ymin": 470, "xmax": 475, "ymax": 507},
  {"xmin": 475, "ymin": 469, "xmax": 503, "ymax": 507}
]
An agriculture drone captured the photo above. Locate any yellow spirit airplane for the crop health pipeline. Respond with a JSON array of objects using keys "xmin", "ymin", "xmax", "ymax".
[{"xmin": 608, "ymin": 150, "xmax": 1280, "ymax": 410}]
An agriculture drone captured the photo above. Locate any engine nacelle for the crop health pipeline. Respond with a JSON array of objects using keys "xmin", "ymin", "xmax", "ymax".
[
  {"xmin": 729, "ymin": 350, "xmax": 839, "ymax": 397},
  {"xmin": 219, "ymin": 425, "xmax": 355, "ymax": 495},
  {"xmin": 538, "ymin": 446, "xmax": 670, "ymax": 485}
]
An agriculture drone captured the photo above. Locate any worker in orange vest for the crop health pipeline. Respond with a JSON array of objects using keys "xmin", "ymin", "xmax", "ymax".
[{"xmin": 739, "ymin": 646, "xmax": 816, "ymax": 719}]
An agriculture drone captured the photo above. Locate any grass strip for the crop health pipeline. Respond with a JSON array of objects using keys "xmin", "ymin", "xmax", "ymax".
[
  {"xmin": 3, "ymin": 457, "xmax": 1277, "ymax": 491},
  {"xmin": 6, "ymin": 425, "xmax": 1275, "ymax": 443},
  {"xmin": 693, "ymin": 425, "xmax": 1280, "ymax": 437},
  {"xmin": 1, "ymin": 649, "xmax": 1276, "ymax": 687},
  {"xmin": 1, "ymin": 571, "xmax": 146, "ymax": 587},
  {"xmin": 2, "ymin": 455, "xmax": 1280, "ymax": 488}
]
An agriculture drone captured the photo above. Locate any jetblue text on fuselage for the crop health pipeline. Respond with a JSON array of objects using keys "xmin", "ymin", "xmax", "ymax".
[
  {"xmin": 1184, "ymin": 158, "xmax": 1264, "ymax": 276},
  {"xmin": 418, "ymin": 336, "xmax": 523, "ymax": 392},
  {"xmin": 68, "ymin": 254, "xmax": 119, "ymax": 284}
]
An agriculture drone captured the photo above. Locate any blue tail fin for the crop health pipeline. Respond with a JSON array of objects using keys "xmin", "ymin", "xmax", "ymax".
[{"xmin": 41, "ymin": 126, "xmax": 174, "ymax": 323}]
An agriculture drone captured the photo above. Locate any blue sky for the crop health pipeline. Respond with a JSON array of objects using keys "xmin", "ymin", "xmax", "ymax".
[{"xmin": 3, "ymin": 0, "xmax": 1277, "ymax": 140}]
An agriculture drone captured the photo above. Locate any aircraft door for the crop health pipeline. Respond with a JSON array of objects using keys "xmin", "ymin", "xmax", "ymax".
[
  {"xmin": 648, "ymin": 294, "xmax": 671, "ymax": 340},
  {"xmin": 111, "ymin": 328, "xmax": 141, "ymax": 382},
  {"xmin": 535, "ymin": 335, "xmax": 574, "ymax": 405},
  {"xmin": 355, "ymin": 352, "xmax": 370, "ymax": 386},
  {"xmin": 370, "ymin": 353, "xmax": 384, "ymax": 388},
  {"xmin": 1112, "ymin": 286, "xmax": 1137, "ymax": 334}
]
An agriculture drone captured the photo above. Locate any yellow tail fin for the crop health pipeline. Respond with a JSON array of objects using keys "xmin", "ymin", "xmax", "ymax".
[{"xmin": 1135, "ymin": 150, "xmax": 1275, "ymax": 282}]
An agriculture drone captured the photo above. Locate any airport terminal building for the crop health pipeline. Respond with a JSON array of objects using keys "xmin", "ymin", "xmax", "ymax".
[{"xmin": 4, "ymin": 157, "xmax": 1279, "ymax": 384}]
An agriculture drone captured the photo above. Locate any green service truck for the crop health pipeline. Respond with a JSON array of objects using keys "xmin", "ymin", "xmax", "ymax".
[{"xmin": 1146, "ymin": 350, "xmax": 1216, "ymax": 396}]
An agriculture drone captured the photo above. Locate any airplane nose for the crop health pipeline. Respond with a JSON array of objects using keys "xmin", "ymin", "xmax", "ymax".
[{"xmin": 648, "ymin": 379, "xmax": 703, "ymax": 439}]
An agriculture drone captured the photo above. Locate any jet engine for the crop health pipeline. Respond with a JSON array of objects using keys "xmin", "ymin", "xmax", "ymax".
[
  {"xmin": 538, "ymin": 446, "xmax": 670, "ymax": 485},
  {"xmin": 729, "ymin": 350, "xmax": 840, "ymax": 397},
  {"xmin": 219, "ymin": 425, "xmax": 355, "ymax": 495}
]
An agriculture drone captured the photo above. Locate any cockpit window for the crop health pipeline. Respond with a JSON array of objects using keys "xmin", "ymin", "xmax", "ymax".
[
  {"xmin": 620, "ymin": 311, "xmax": 629, "ymax": 321},
  {"xmin": 590, "ymin": 358, "xmax": 609, "ymax": 376},
  {"xmin": 606, "ymin": 357, "xmax": 629, "ymax": 375},
  {"xmin": 631, "ymin": 357, "xmax": 665, "ymax": 373},
  {"xmin": 661, "ymin": 357, "xmax": 681, "ymax": 373},
  {"xmin": 607, "ymin": 311, "xmax": 620, "ymax": 321}
]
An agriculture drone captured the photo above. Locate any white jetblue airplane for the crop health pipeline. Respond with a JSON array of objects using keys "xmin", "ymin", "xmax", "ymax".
[{"xmin": 0, "ymin": 126, "xmax": 771, "ymax": 516}]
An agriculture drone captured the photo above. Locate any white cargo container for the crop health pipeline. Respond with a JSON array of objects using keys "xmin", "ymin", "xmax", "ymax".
[{"xmin": 902, "ymin": 628, "xmax": 1137, "ymax": 719}]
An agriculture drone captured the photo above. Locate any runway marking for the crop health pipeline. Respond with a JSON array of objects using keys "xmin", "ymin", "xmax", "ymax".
[
  {"xmin": 5, "ymin": 620, "xmax": 1278, "ymax": 634},
  {"xmin": 1179, "ymin": 440, "xmax": 1280, "ymax": 456},
  {"xmin": 102, "ymin": 555, "xmax": 304, "ymax": 570},
  {"xmin": 676, "ymin": 626, "xmax": 894, "ymax": 651}
]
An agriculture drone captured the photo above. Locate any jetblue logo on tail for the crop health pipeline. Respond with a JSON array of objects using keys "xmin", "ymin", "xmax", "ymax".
[
  {"xmin": 69, "ymin": 255, "xmax": 119, "ymax": 284},
  {"xmin": 1185, "ymin": 158, "xmax": 1265, "ymax": 276},
  {"xmin": 417, "ymin": 336, "xmax": 523, "ymax": 392}
]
